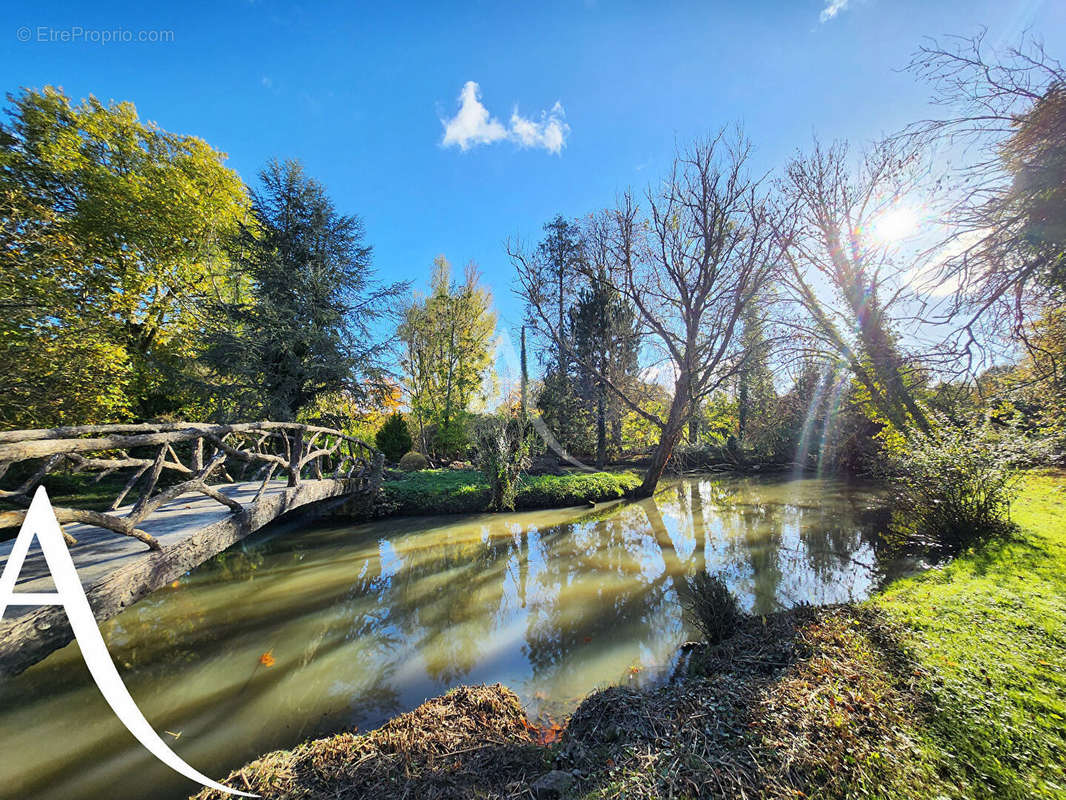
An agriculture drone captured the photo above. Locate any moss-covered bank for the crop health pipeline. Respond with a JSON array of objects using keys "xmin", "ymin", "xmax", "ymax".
[{"xmin": 381, "ymin": 468, "xmax": 643, "ymax": 515}]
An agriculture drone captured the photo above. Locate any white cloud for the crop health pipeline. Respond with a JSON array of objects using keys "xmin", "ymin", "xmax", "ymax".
[
  {"xmin": 509, "ymin": 101, "xmax": 569, "ymax": 154},
  {"xmin": 441, "ymin": 81, "xmax": 508, "ymax": 150},
  {"xmin": 906, "ymin": 228, "xmax": 988, "ymax": 297},
  {"xmin": 819, "ymin": 0, "xmax": 850, "ymax": 22},
  {"xmin": 441, "ymin": 82, "xmax": 570, "ymax": 154}
]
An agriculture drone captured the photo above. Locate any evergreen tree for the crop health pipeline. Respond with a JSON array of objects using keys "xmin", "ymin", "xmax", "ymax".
[
  {"xmin": 520, "ymin": 325, "xmax": 529, "ymax": 421},
  {"xmin": 375, "ymin": 412, "xmax": 413, "ymax": 462},
  {"xmin": 517, "ymin": 215, "xmax": 586, "ymax": 455},
  {"xmin": 736, "ymin": 299, "xmax": 777, "ymax": 450},
  {"xmin": 536, "ymin": 215, "xmax": 585, "ymax": 363},
  {"xmin": 206, "ymin": 159, "xmax": 403, "ymax": 421},
  {"xmin": 570, "ymin": 271, "xmax": 641, "ymax": 466}
]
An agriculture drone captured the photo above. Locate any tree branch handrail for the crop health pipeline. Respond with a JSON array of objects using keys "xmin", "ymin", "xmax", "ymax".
[
  {"xmin": 0, "ymin": 421, "xmax": 382, "ymax": 552},
  {"xmin": 0, "ymin": 421, "xmax": 376, "ymax": 461}
]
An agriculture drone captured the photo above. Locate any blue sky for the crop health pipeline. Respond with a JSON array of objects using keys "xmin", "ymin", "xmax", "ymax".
[{"xmin": 3, "ymin": 0, "xmax": 1064, "ymax": 341}]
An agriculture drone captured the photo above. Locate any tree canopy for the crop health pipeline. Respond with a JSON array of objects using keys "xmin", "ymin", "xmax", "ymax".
[
  {"xmin": 0, "ymin": 86, "xmax": 248, "ymax": 426},
  {"xmin": 205, "ymin": 159, "xmax": 405, "ymax": 421},
  {"xmin": 399, "ymin": 256, "xmax": 496, "ymax": 459}
]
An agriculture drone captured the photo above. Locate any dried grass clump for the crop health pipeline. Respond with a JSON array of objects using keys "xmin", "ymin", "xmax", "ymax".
[
  {"xmin": 192, "ymin": 684, "xmax": 546, "ymax": 800},
  {"xmin": 564, "ymin": 675, "xmax": 764, "ymax": 798},
  {"xmin": 679, "ymin": 572, "xmax": 743, "ymax": 644},
  {"xmin": 685, "ymin": 603, "xmax": 820, "ymax": 678},
  {"xmin": 560, "ymin": 607, "xmax": 946, "ymax": 800}
]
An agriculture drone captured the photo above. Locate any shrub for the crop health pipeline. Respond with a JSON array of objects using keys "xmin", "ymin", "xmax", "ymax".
[
  {"xmin": 671, "ymin": 441, "xmax": 728, "ymax": 471},
  {"xmin": 384, "ymin": 469, "xmax": 490, "ymax": 513},
  {"xmin": 398, "ymin": 451, "xmax": 429, "ymax": 472},
  {"xmin": 679, "ymin": 573, "xmax": 742, "ymax": 644},
  {"xmin": 518, "ymin": 471, "xmax": 641, "ymax": 508},
  {"xmin": 432, "ymin": 417, "xmax": 470, "ymax": 462},
  {"xmin": 473, "ymin": 414, "xmax": 536, "ymax": 512},
  {"xmin": 375, "ymin": 413, "xmax": 413, "ymax": 463},
  {"xmin": 887, "ymin": 418, "xmax": 1024, "ymax": 554}
]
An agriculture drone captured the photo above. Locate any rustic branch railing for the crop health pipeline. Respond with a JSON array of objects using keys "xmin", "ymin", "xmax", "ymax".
[{"xmin": 0, "ymin": 422, "xmax": 383, "ymax": 551}]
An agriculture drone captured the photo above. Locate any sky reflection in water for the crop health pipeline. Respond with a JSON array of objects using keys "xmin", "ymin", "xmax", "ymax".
[{"xmin": 0, "ymin": 474, "xmax": 905, "ymax": 800}]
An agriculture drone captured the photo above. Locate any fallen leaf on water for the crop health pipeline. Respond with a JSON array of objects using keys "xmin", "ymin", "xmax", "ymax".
[
  {"xmin": 170, "ymin": 581, "xmax": 180, "ymax": 589},
  {"xmin": 537, "ymin": 722, "xmax": 565, "ymax": 745},
  {"xmin": 259, "ymin": 651, "xmax": 276, "ymax": 668}
]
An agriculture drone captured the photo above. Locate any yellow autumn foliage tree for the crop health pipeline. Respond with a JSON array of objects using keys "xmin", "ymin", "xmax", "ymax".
[{"xmin": 0, "ymin": 86, "xmax": 249, "ymax": 428}]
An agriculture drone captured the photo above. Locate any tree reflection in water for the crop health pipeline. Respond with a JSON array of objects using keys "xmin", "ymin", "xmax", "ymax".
[{"xmin": 0, "ymin": 475, "xmax": 907, "ymax": 800}]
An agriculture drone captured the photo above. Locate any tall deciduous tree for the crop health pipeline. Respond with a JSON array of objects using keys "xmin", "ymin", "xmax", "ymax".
[
  {"xmin": 399, "ymin": 256, "xmax": 496, "ymax": 458},
  {"xmin": 775, "ymin": 140, "xmax": 931, "ymax": 435},
  {"xmin": 0, "ymin": 86, "xmax": 248, "ymax": 426},
  {"xmin": 206, "ymin": 159, "xmax": 404, "ymax": 421},
  {"xmin": 904, "ymin": 33, "xmax": 1065, "ymax": 360},
  {"xmin": 514, "ymin": 133, "xmax": 780, "ymax": 496}
]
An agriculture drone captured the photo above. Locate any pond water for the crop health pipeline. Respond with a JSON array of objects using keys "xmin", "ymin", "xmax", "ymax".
[{"xmin": 0, "ymin": 475, "xmax": 911, "ymax": 800}]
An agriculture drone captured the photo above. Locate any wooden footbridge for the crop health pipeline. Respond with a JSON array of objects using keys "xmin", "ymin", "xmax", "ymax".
[{"xmin": 0, "ymin": 422, "xmax": 383, "ymax": 677}]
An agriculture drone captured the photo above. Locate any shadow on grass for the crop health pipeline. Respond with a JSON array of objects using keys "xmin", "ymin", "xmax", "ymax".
[{"xmin": 869, "ymin": 527, "xmax": 1066, "ymax": 799}]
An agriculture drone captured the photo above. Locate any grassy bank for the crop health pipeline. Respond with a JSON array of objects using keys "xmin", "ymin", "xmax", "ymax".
[
  {"xmin": 872, "ymin": 470, "xmax": 1066, "ymax": 798},
  {"xmin": 382, "ymin": 468, "xmax": 642, "ymax": 515},
  {"xmin": 194, "ymin": 471, "xmax": 1066, "ymax": 800}
]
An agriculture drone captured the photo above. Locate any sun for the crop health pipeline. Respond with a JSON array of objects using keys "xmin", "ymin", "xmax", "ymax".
[{"xmin": 872, "ymin": 206, "xmax": 918, "ymax": 243}]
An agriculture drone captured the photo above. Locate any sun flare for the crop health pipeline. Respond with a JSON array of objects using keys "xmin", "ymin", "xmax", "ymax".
[{"xmin": 872, "ymin": 206, "xmax": 918, "ymax": 243}]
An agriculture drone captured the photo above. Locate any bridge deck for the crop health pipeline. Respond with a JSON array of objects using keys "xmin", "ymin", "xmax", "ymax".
[
  {"xmin": 0, "ymin": 478, "xmax": 357, "ymax": 676},
  {"xmin": 4, "ymin": 480, "xmax": 302, "ymax": 596}
]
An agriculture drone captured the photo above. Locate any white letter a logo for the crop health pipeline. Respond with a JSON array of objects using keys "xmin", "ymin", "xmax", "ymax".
[{"xmin": 0, "ymin": 487, "xmax": 256, "ymax": 797}]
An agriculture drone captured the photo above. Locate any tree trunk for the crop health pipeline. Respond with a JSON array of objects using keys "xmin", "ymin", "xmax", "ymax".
[
  {"xmin": 596, "ymin": 381, "xmax": 607, "ymax": 470},
  {"xmin": 687, "ymin": 401, "xmax": 700, "ymax": 444},
  {"xmin": 634, "ymin": 383, "xmax": 689, "ymax": 498},
  {"xmin": 737, "ymin": 370, "xmax": 749, "ymax": 441},
  {"xmin": 852, "ymin": 293, "xmax": 931, "ymax": 435},
  {"xmin": 520, "ymin": 326, "xmax": 528, "ymax": 421}
]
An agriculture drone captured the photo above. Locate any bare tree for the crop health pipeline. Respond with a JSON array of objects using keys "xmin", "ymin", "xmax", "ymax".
[
  {"xmin": 511, "ymin": 132, "xmax": 779, "ymax": 497},
  {"xmin": 773, "ymin": 139, "xmax": 933, "ymax": 435},
  {"xmin": 903, "ymin": 31, "xmax": 1066, "ymax": 370}
]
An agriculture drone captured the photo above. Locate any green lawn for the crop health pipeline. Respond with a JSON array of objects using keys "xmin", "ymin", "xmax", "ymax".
[
  {"xmin": 873, "ymin": 470, "xmax": 1066, "ymax": 799},
  {"xmin": 382, "ymin": 468, "xmax": 643, "ymax": 515}
]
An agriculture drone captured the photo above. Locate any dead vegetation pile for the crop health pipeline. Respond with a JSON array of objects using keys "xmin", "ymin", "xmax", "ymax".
[
  {"xmin": 751, "ymin": 609, "xmax": 947, "ymax": 798},
  {"xmin": 193, "ymin": 607, "xmax": 945, "ymax": 800},
  {"xmin": 192, "ymin": 684, "xmax": 547, "ymax": 800},
  {"xmin": 560, "ymin": 606, "xmax": 948, "ymax": 799}
]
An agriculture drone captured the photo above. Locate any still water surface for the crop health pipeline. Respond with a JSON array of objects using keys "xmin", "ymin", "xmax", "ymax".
[{"xmin": 0, "ymin": 475, "xmax": 908, "ymax": 800}]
